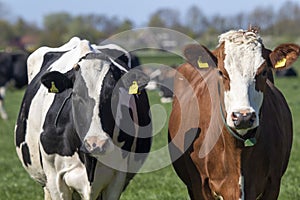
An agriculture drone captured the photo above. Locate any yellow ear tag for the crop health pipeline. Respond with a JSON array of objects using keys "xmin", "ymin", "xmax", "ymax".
[
  {"xmin": 197, "ymin": 57, "xmax": 209, "ymax": 68},
  {"xmin": 50, "ymin": 81, "xmax": 59, "ymax": 93},
  {"xmin": 275, "ymin": 58, "xmax": 287, "ymax": 69},
  {"xmin": 128, "ymin": 81, "xmax": 139, "ymax": 94}
]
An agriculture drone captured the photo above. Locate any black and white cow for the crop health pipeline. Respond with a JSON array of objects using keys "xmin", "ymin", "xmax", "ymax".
[
  {"xmin": 15, "ymin": 37, "xmax": 152, "ymax": 200},
  {"xmin": 0, "ymin": 51, "xmax": 28, "ymax": 119}
]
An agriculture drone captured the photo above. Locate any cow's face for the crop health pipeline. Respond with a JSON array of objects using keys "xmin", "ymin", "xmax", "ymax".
[
  {"xmin": 72, "ymin": 57, "xmax": 115, "ymax": 155},
  {"xmin": 217, "ymin": 30, "xmax": 266, "ymax": 134},
  {"xmin": 41, "ymin": 50, "xmax": 149, "ymax": 156},
  {"xmin": 217, "ymin": 30, "xmax": 300, "ymax": 134},
  {"xmin": 184, "ymin": 29, "xmax": 300, "ymax": 135}
]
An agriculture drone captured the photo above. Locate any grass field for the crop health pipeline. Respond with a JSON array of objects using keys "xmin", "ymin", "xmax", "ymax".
[{"xmin": 0, "ymin": 57, "xmax": 299, "ymax": 199}]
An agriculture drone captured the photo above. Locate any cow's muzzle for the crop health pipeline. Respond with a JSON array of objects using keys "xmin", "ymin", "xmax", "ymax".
[
  {"xmin": 81, "ymin": 136, "xmax": 114, "ymax": 155},
  {"xmin": 231, "ymin": 110, "xmax": 256, "ymax": 129}
]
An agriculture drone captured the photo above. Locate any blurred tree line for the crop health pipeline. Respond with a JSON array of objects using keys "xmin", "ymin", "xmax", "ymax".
[{"xmin": 0, "ymin": 1, "xmax": 300, "ymax": 51}]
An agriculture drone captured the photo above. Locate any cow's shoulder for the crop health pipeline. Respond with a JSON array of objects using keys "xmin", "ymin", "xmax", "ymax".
[
  {"xmin": 40, "ymin": 89, "xmax": 81, "ymax": 156},
  {"xmin": 177, "ymin": 63, "xmax": 199, "ymax": 78},
  {"xmin": 175, "ymin": 63, "xmax": 217, "ymax": 95}
]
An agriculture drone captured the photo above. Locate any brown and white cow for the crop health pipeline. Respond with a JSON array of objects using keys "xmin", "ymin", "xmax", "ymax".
[{"xmin": 168, "ymin": 28, "xmax": 300, "ymax": 199}]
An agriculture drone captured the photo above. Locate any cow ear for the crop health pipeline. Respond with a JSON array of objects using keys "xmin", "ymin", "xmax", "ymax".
[
  {"xmin": 41, "ymin": 71, "xmax": 73, "ymax": 93},
  {"xmin": 269, "ymin": 43, "xmax": 300, "ymax": 70},
  {"xmin": 183, "ymin": 44, "xmax": 217, "ymax": 69},
  {"xmin": 122, "ymin": 69, "xmax": 150, "ymax": 95}
]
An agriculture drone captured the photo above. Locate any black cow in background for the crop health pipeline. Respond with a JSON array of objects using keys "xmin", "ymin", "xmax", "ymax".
[
  {"xmin": 0, "ymin": 51, "xmax": 29, "ymax": 119},
  {"xmin": 144, "ymin": 65, "xmax": 176, "ymax": 104},
  {"xmin": 276, "ymin": 66, "xmax": 298, "ymax": 77},
  {"xmin": 126, "ymin": 52, "xmax": 176, "ymax": 103}
]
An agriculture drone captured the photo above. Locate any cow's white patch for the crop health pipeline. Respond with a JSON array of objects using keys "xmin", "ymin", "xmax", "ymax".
[
  {"xmin": 40, "ymin": 149, "xmax": 90, "ymax": 200},
  {"xmin": 239, "ymin": 175, "xmax": 245, "ymax": 200},
  {"xmin": 48, "ymin": 40, "xmax": 93, "ymax": 73},
  {"xmin": 27, "ymin": 37, "xmax": 82, "ymax": 83},
  {"xmin": 0, "ymin": 86, "xmax": 7, "ymax": 119},
  {"xmin": 16, "ymin": 85, "xmax": 56, "ymax": 184},
  {"xmin": 220, "ymin": 30, "xmax": 265, "ymax": 134},
  {"xmin": 0, "ymin": 86, "xmax": 5, "ymax": 98},
  {"xmin": 89, "ymin": 159, "xmax": 127, "ymax": 199}
]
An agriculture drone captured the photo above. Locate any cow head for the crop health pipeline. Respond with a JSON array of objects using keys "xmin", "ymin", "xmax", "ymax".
[
  {"xmin": 41, "ymin": 41, "xmax": 149, "ymax": 156},
  {"xmin": 184, "ymin": 28, "xmax": 300, "ymax": 135}
]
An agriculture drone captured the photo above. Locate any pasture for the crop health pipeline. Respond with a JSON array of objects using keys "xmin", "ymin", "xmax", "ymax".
[{"xmin": 0, "ymin": 54, "xmax": 299, "ymax": 199}]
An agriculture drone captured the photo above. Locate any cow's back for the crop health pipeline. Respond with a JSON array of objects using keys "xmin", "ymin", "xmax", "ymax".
[{"xmin": 27, "ymin": 37, "xmax": 81, "ymax": 83}]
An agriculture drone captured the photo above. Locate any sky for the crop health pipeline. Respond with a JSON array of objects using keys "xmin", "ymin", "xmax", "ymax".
[{"xmin": 0, "ymin": 0, "xmax": 293, "ymax": 28}]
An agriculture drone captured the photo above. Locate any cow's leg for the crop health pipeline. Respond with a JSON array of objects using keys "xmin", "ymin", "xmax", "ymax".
[
  {"xmin": 101, "ymin": 171, "xmax": 126, "ymax": 200},
  {"xmin": 259, "ymin": 178, "xmax": 281, "ymax": 200},
  {"xmin": 168, "ymin": 130, "xmax": 204, "ymax": 200},
  {"xmin": 43, "ymin": 187, "xmax": 52, "ymax": 200},
  {"xmin": 63, "ymin": 164, "xmax": 91, "ymax": 200},
  {"xmin": 44, "ymin": 172, "xmax": 66, "ymax": 200},
  {"xmin": 0, "ymin": 86, "xmax": 8, "ymax": 120},
  {"xmin": 55, "ymin": 154, "xmax": 92, "ymax": 200},
  {"xmin": 41, "ymin": 153, "xmax": 73, "ymax": 200}
]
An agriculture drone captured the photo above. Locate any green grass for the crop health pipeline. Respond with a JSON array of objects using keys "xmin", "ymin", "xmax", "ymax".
[
  {"xmin": 1, "ymin": 66, "xmax": 300, "ymax": 200},
  {"xmin": 0, "ymin": 88, "xmax": 44, "ymax": 199},
  {"xmin": 137, "ymin": 51, "xmax": 184, "ymax": 66},
  {"xmin": 275, "ymin": 75, "xmax": 300, "ymax": 199}
]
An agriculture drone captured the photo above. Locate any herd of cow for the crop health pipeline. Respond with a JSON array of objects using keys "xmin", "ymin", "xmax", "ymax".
[{"xmin": 1, "ymin": 28, "xmax": 299, "ymax": 199}]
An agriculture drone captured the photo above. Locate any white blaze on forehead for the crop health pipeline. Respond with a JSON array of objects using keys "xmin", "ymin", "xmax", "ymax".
[
  {"xmin": 220, "ymin": 30, "xmax": 265, "ymax": 82},
  {"xmin": 79, "ymin": 59, "xmax": 111, "ymax": 139},
  {"xmin": 220, "ymin": 30, "xmax": 265, "ymax": 131}
]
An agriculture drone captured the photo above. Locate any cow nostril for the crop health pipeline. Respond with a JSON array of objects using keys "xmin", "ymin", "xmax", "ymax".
[
  {"xmin": 248, "ymin": 112, "xmax": 256, "ymax": 126},
  {"xmin": 250, "ymin": 112, "xmax": 256, "ymax": 121},
  {"xmin": 231, "ymin": 111, "xmax": 256, "ymax": 129},
  {"xmin": 82, "ymin": 138, "xmax": 110, "ymax": 155},
  {"xmin": 232, "ymin": 112, "xmax": 241, "ymax": 121},
  {"xmin": 84, "ymin": 141, "xmax": 91, "ymax": 150}
]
